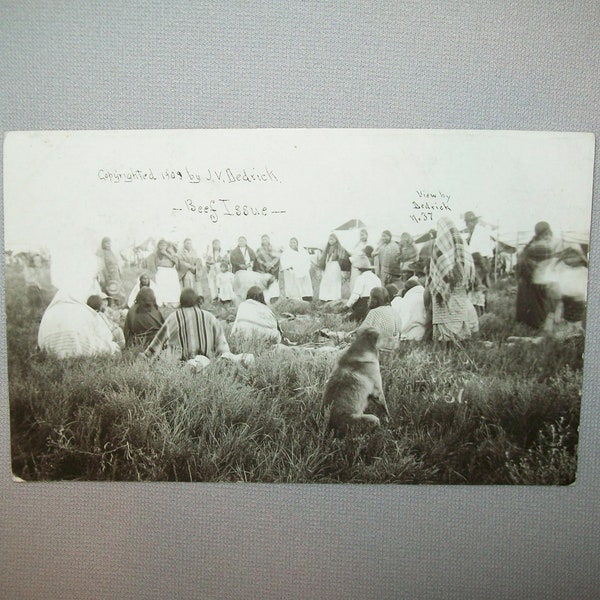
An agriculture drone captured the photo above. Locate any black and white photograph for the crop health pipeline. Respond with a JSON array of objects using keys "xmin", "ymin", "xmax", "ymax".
[{"xmin": 4, "ymin": 128, "xmax": 594, "ymax": 483}]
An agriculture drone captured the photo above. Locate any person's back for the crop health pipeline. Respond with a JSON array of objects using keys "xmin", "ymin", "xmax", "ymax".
[
  {"xmin": 359, "ymin": 305, "xmax": 401, "ymax": 352},
  {"xmin": 144, "ymin": 302, "xmax": 229, "ymax": 361},
  {"xmin": 393, "ymin": 284, "xmax": 426, "ymax": 341},
  {"xmin": 38, "ymin": 291, "xmax": 120, "ymax": 358},
  {"xmin": 231, "ymin": 298, "xmax": 282, "ymax": 344}
]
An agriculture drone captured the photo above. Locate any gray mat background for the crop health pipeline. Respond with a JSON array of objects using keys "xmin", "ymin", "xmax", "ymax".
[{"xmin": 1, "ymin": 3, "xmax": 599, "ymax": 598}]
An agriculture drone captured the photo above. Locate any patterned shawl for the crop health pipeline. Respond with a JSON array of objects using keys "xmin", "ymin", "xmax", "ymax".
[{"xmin": 429, "ymin": 217, "xmax": 475, "ymax": 304}]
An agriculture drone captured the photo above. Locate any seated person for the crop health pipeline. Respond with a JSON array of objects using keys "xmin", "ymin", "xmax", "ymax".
[
  {"xmin": 230, "ymin": 285, "xmax": 283, "ymax": 344},
  {"xmin": 391, "ymin": 265, "xmax": 428, "ymax": 341},
  {"xmin": 358, "ymin": 287, "xmax": 402, "ymax": 352},
  {"xmin": 345, "ymin": 255, "xmax": 382, "ymax": 322},
  {"xmin": 123, "ymin": 287, "xmax": 165, "ymax": 348},
  {"xmin": 144, "ymin": 288, "xmax": 230, "ymax": 361},
  {"xmin": 38, "ymin": 290, "xmax": 121, "ymax": 358},
  {"xmin": 87, "ymin": 294, "xmax": 126, "ymax": 349}
]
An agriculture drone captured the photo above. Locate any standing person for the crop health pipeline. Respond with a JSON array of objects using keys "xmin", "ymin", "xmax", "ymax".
[
  {"xmin": 349, "ymin": 228, "xmax": 369, "ymax": 288},
  {"xmin": 429, "ymin": 217, "xmax": 477, "ymax": 344},
  {"xmin": 464, "ymin": 211, "xmax": 495, "ymax": 288},
  {"xmin": 123, "ymin": 287, "xmax": 165, "ymax": 348},
  {"xmin": 177, "ymin": 238, "xmax": 204, "ymax": 296},
  {"xmin": 280, "ymin": 237, "xmax": 314, "ymax": 300},
  {"xmin": 516, "ymin": 221, "xmax": 556, "ymax": 330},
  {"xmin": 205, "ymin": 239, "xmax": 227, "ymax": 302},
  {"xmin": 358, "ymin": 287, "xmax": 402, "ymax": 353},
  {"xmin": 397, "ymin": 232, "xmax": 418, "ymax": 276},
  {"xmin": 216, "ymin": 261, "xmax": 235, "ymax": 305},
  {"xmin": 345, "ymin": 255, "xmax": 382, "ymax": 322},
  {"xmin": 23, "ymin": 253, "xmax": 53, "ymax": 315},
  {"xmin": 317, "ymin": 233, "xmax": 347, "ymax": 302},
  {"xmin": 144, "ymin": 288, "xmax": 230, "ymax": 361},
  {"xmin": 372, "ymin": 230, "xmax": 401, "ymax": 286},
  {"xmin": 96, "ymin": 237, "xmax": 122, "ymax": 306},
  {"xmin": 147, "ymin": 239, "xmax": 180, "ymax": 307},
  {"xmin": 230, "ymin": 236, "xmax": 256, "ymax": 273},
  {"xmin": 254, "ymin": 234, "xmax": 280, "ymax": 301}
]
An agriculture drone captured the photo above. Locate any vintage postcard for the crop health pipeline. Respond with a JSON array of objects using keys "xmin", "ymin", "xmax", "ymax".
[{"xmin": 3, "ymin": 129, "xmax": 594, "ymax": 483}]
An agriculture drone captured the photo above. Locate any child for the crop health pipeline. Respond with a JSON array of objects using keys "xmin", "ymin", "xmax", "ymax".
[{"xmin": 216, "ymin": 261, "xmax": 235, "ymax": 305}]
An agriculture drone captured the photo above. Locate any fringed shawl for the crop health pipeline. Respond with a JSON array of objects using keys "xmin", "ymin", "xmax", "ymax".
[{"xmin": 429, "ymin": 217, "xmax": 475, "ymax": 305}]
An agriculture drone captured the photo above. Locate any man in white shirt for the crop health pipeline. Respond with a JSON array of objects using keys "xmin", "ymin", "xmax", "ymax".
[
  {"xmin": 346, "ymin": 255, "xmax": 382, "ymax": 321},
  {"xmin": 391, "ymin": 262, "xmax": 428, "ymax": 341}
]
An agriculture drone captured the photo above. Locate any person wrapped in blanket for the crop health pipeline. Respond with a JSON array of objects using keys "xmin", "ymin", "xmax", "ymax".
[
  {"xmin": 515, "ymin": 221, "xmax": 556, "ymax": 330},
  {"xmin": 124, "ymin": 287, "xmax": 165, "ymax": 348},
  {"xmin": 38, "ymin": 290, "xmax": 121, "ymax": 358},
  {"xmin": 429, "ymin": 217, "xmax": 478, "ymax": 344},
  {"xmin": 230, "ymin": 285, "xmax": 283, "ymax": 344},
  {"xmin": 143, "ymin": 288, "xmax": 230, "ymax": 361},
  {"xmin": 86, "ymin": 294, "xmax": 126, "ymax": 349}
]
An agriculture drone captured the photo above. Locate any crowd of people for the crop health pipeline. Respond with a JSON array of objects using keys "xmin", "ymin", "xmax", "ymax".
[{"xmin": 32, "ymin": 211, "xmax": 588, "ymax": 363}]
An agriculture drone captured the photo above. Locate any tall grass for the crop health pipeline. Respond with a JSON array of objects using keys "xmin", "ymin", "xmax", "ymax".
[{"xmin": 7, "ymin": 266, "xmax": 581, "ymax": 483}]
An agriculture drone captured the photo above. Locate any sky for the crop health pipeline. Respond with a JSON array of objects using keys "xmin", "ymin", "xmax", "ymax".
[{"xmin": 4, "ymin": 128, "xmax": 595, "ymax": 263}]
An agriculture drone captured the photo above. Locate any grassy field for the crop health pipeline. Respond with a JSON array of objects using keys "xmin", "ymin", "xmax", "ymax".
[{"xmin": 7, "ymin": 265, "xmax": 582, "ymax": 483}]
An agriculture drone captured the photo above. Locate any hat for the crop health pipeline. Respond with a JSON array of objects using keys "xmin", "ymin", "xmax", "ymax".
[
  {"xmin": 407, "ymin": 259, "xmax": 427, "ymax": 275},
  {"xmin": 464, "ymin": 211, "xmax": 480, "ymax": 222},
  {"xmin": 353, "ymin": 255, "xmax": 375, "ymax": 271}
]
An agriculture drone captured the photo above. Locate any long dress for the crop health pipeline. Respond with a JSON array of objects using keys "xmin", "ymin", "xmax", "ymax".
[
  {"xmin": 148, "ymin": 246, "xmax": 180, "ymax": 306},
  {"xmin": 432, "ymin": 286, "xmax": 472, "ymax": 342},
  {"xmin": 206, "ymin": 248, "xmax": 228, "ymax": 301},
  {"xmin": 254, "ymin": 246, "xmax": 281, "ymax": 300},
  {"xmin": 516, "ymin": 238, "xmax": 555, "ymax": 329},
  {"xmin": 97, "ymin": 247, "xmax": 123, "ymax": 303},
  {"xmin": 318, "ymin": 257, "xmax": 342, "ymax": 301},
  {"xmin": 217, "ymin": 271, "xmax": 235, "ymax": 302},
  {"xmin": 280, "ymin": 247, "xmax": 313, "ymax": 299},
  {"xmin": 429, "ymin": 217, "xmax": 477, "ymax": 342},
  {"xmin": 155, "ymin": 265, "xmax": 181, "ymax": 305},
  {"xmin": 178, "ymin": 248, "xmax": 205, "ymax": 296}
]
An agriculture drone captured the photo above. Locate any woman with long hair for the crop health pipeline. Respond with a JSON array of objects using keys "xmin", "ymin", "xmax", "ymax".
[
  {"xmin": 280, "ymin": 237, "xmax": 313, "ymax": 300},
  {"xmin": 123, "ymin": 287, "xmax": 165, "ymax": 348},
  {"xmin": 318, "ymin": 233, "xmax": 347, "ymax": 302},
  {"xmin": 254, "ymin": 234, "xmax": 280, "ymax": 301},
  {"xmin": 151, "ymin": 239, "xmax": 180, "ymax": 306}
]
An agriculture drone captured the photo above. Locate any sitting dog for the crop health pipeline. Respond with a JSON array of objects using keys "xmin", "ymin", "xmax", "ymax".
[{"xmin": 323, "ymin": 327, "xmax": 390, "ymax": 435}]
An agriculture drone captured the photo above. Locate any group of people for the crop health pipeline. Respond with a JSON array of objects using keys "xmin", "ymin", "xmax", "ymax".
[
  {"xmin": 95, "ymin": 234, "xmax": 315, "ymax": 309},
  {"xmin": 35, "ymin": 211, "xmax": 588, "ymax": 362},
  {"xmin": 342, "ymin": 217, "xmax": 480, "ymax": 349}
]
